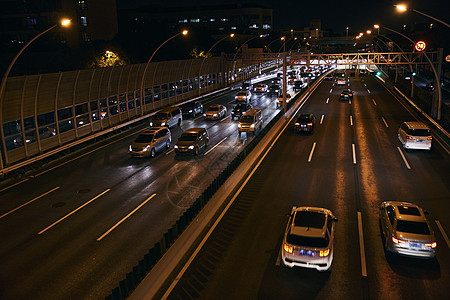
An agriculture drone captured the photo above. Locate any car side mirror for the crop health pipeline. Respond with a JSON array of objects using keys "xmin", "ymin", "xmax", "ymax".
[{"xmin": 333, "ymin": 218, "xmax": 338, "ymax": 222}]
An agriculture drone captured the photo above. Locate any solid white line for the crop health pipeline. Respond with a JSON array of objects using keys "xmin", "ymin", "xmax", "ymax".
[
  {"xmin": 193, "ymin": 114, "xmax": 203, "ymax": 121},
  {"xmin": 381, "ymin": 117, "xmax": 389, "ymax": 128},
  {"xmin": 320, "ymin": 114, "xmax": 325, "ymax": 124},
  {"xmin": 38, "ymin": 189, "xmax": 110, "ymax": 235},
  {"xmin": 350, "ymin": 115, "xmax": 353, "ymax": 126},
  {"xmin": 372, "ymin": 99, "xmax": 377, "ymax": 105},
  {"xmin": 352, "ymin": 143, "xmax": 357, "ymax": 164},
  {"xmin": 435, "ymin": 220, "xmax": 450, "ymax": 249},
  {"xmin": 357, "ymin": 212, "xmax": 368, "ymax": 277},
  {"xmin": 367, "ymin": 89, "xmax": 371, "ymax": 93},
  {"xmin": 308, "ymin": 142, "xmax": 317, "ymax": 163},
  {"xmin": 220, "ymin": 115, "xmax": 231, "ymax": 122},
  {"xmin": 397, "ymin": 147, "xmax": 411, "ymax": 169},
  {"xmin": 329, "ymin": 89, "xmax": 333, "ymax": 93},
  {"xmin": 0, "ymin": 186, "xmax": 60, "ymax": 219},
  {"xmin": 326, "ymin": 97, "xmax": 330, "ymax": 103},
  {"xmin": 204, "ymin": 137, "xmax": 227, "ymax": 156},
  {"xmin": 165, "ymin": 148, "xmax": 175, "ymax": 155},
  {"xmin": 97, "ymin": 193, "xmax": 157, "ymax": 241}
]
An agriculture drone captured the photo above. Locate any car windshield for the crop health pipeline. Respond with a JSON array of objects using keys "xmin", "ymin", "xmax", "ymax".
[
  {"xmin": 135, "ymin": 134, "xmax": 154, "ymax": 143},
  {"xmin": 181, "ymin": 103, "xmax": 195, "ymax": 109},
  {"xmin": 286, "ymin": 233, "xmax": 329, "ymax": 248},
  {"xmin": 154, "ymin": 113, "xmax": 169, "ymax": 120},
  {"xmin": 234, "ymin": 104, "xmax": 247, "ymax": 110},
  {"xmin": 406, "ymin": 129, "xmax": 430, "ymax": 136},
  {"xmin": 237, "ymin": 92, "xmax": 247, "ymax": 96},
  {"xmin": 297, "ymin": 115, "xmax": 311, "ymax": 122},
  {"xmin": 396, "ymin": 220, "xmax": 430, "ymax": 235},
  {"xmin": 240, "ymin": 115, "xmax": 254, "ymax": 123},
  {"xmin": 178, "ymin": 133, "xmax": 197, "ymax": 141},
  {"xmin": 207, "ymin": 107, "xmax": 220, "ymax": 112},
  {"xmin": 294, "ymin": 211, "xmax": 325, "ymax": 228}
]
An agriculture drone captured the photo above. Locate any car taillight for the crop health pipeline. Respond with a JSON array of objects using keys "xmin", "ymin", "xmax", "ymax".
[
  {"xmin": 283, "ymin": 244, "xmax": 293, "ymax": 254},
  {"xmin": 295, "ymin": 123, "xmax": 300, "ymax": 126},
  {"xmin": 406, "ymin": 136, "xmax": 412, "ymax": 140},
  {"xmin": 392, "ymin": 237, "xmax": 406, "ymax": 244},
  {"xmin": 425, "ymin": 242, "xmax": 437, "ymax": 248},
  {"xmin": 307, "ymin": 123, "xmax": 313, "ymax": 126},
  {"xmin": 427, "ymin": 137, "xmax": 432, "ymax": 140},
  {"xmin": 319, "ymin": 249, "xmax": 330, "ymax": 257}
]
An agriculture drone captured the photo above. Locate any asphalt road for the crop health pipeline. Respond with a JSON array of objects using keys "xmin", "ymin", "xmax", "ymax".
[
  {"xmin": 163, "ymin": 75, "xmax": 450, "ymax": 299},
  {"xmin": 0, "ymin": 75, "xmax": 283, "ymax": 299}
]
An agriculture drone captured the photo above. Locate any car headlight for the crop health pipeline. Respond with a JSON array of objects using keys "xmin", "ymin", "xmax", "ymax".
[
  {"xmin": 189, "ymin": 110, "xmax": 193, "ymax": 113},
  {"xmin": 295, "ymin": 123, "xmax": 300, "ymax": 126},
  {"xmin": 203, "ymin": 113, "xmax": 206, "ymax": 116},
  {"xmin": 160, "ymin": 122, "xmax": 166, "ymax": 126},
  {"xmin": 238, "ymin": 124, "xmax": 242, "ymax": 128},
  {"xmin": 235, "ymin": 96, "xmax": 238, "ymax": 99},
  {"xmin": 174, "ymin": 145, "xmax": 178, "ymax": 149},
  {"xmin": 129, "ymin": 145, "xmax": 132, "ymax": 152},
  {"xmin": 149, "ymin": 122, "xmax": 153, "ymax": 127},
  {"xmin": 213, "ymin": 114, "xmax": 218, "ymax": 117},
  {"xmin": 143, "ymin": 145, "xmax": 150, "ymax": 151},
  {"xmin": 188, "ymin": 145, "xmax": 195, "ymax": 149},
  {"xmin": 250, "ymin": 124, "xmax": 255, "ymax": 128}
]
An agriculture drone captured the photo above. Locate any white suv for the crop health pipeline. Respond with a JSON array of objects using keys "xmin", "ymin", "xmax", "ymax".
[
  {"xmin": 281, "ymin": 206, "xmax": 338, "ymax": 271},
  {"xmin": 398, "ymin": 122, "xmax": 432, "ymax": 150}
]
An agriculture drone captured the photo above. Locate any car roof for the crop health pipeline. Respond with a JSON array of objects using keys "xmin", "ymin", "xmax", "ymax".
[
  {"xmin": 243, "ymin": 109, "xmax": 261, "ymax": 116},
  {"xmin": 290, "ymin": 207, "xmax": 331, "ymax": 238},
  {"xmin": 208, "ymin": 104, "xmax": 222, "ymax": 108},
  {"xmin": 183, "ymin": 128, "xmax": 204, "ymax": 134},
  {"xmin": 141, "ymin": 127, "xmax": 165, "ymax": 134},
  {"xmin": 403, "ymin": 122, "xmax": 430, "ymax": 130},
  {"xmin": 381, "ymin": 201, "xmax": 427, "ymax": 222}
]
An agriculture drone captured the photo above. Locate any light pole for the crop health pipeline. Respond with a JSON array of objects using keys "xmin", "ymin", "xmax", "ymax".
[
  {"xmin": 395, "ymin": 4, "xmax": 450, "ymax": 28},
  {"xmin": 0, "ymin": 18, "xmax": 71, "ymax": 168},
  {"xmin": 198, "ymin": 33, "xmax": 234, "ymax": 96},
  {"xmin": 346, "ymin": 27, "xmax": 349, "ymax": 39},
  {"xmin": 231, "ymin": 35, "xmax": 261, "ymax": 81},
  {"xmin": 382, "ymin": 25, "xmax": 442, "ymax": 119},
  {"xmin": 374, "ymin": 24, "xmax": 380, "ymax": 35},
  {"xmin": 140, "ymin": 30, "xmax": 188, "ymax": 113}
]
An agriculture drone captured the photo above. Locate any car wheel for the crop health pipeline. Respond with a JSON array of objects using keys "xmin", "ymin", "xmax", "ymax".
[
  {"xmin": 194, "ymin": 146, "xmax": 199, "ymax": 156},
  {"xmin": 178, "ymin": 119, "xmax": 181, "ymax": 126},
  {"xmin": 150, "ymin": 148, "xmax": 156, "ymax": 158},
  {"xmin": 166, "ymin": 140, "xmax": 170, "ymax": 149}
]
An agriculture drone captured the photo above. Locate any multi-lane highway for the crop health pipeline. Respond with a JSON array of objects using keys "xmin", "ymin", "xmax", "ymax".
[
  {"xmin": 1, "ymin": 71, "xmax": 449, "ymax": 300},
  {"xmin": 160, "ymin": 75, "xmax": 450, "ymax": 299},
  {"xmin": 0, "ymin": 73, "xmax": 286, "ymax": 299}
]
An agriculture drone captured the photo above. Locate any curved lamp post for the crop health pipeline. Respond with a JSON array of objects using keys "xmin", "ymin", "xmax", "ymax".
[
  {"xmin": 140, "ymin": 30, "xmax": 188, "ymax": 114},
  {"xmin": 382, "ymin": 25, "xmax": 442, "ymax": 119},
  {"xmin": 395, "ymin": 4, "xmax": 450, "ymax": 28},
  {"xmin": 231, "ymin": 35, "xmax": 261, "ymax": 81},
  {"xmin": 198, "ymin": 33, "xmax": 234, "ymax": 97},
  {"xmin": 0, "ymin": 18, "xmax": 71, "ymax": 168}
]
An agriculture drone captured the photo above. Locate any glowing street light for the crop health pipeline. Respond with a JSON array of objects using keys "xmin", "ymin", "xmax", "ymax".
[
  {"xmin": 140, "ymin": 30, "xmax": 188, "ymax": 113},
  {"xmin": 395, "ymin": 4, "xmax": 450, "ymax": 28},
  {"xmin": 366, "ymin": 30, "xmax": 372, "ymax": 34},
  {"xmin": 374, "ymin": 24, "xmax": 380, "ymax": 34},
  {"xmin": 0, "ymin": 18, "xmax": 71, "ymax": 167}
]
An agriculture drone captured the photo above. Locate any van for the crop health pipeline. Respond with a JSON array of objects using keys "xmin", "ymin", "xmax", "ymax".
[
  {"xmin": 238, "ymin": 109, "xmax": 263, "ymax": 135},
  {"xmin": 150, "ymin": 107, "xmax": 182, "ymax": 128}
]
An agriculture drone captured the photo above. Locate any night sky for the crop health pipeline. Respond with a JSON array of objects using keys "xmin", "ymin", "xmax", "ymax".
[{"xmin": 117, "ymin": 0, "xmax": 449, "ymax": 35}]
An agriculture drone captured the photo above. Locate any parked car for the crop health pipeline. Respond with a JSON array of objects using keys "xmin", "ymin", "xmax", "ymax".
[
  {"xmin": 379, "ymin": 201, "xmax": 437, "ymax": 258},
  {"xmin": 281, "ymin": 206, "xmax": 338, "ymax": 271},
  {"xmin": 231, "ymin": 103, "xmax": 253, "ymax": 120},
  {"xmin": 129, "ymin": 127, "xmax": 171, "ymax": 158},
  {"xmin": 174, "ymin": 128, "xmax": 209, "ymax": 155},
  {"xmin": 398, "ymin": 122, "xmax": 432, "ymax": 150},
  {"xmin": 235, "ymin": 90, "xmax": 252, "ymax": 104},
  {"xmin": 180, "ymin": 101, "xmax": 203, "ymax": 117},
  {"xmin": 294, "ymin": 114, "xmax": 316, "ymax": 133},
  {"xmin": 204, "ymin": 104, "xmax": 227, "ymax": 120},
  {"xmin": 150, "ymin": 107, "xmax": 182, "ymax": 128},
  {"xmin": 276, "ymin": 93, "xmax": 292, "ymax": 108}
]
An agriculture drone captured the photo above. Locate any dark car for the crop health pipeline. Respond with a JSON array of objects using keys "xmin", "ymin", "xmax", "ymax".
[
  {"xmin": 267, "ymin": 84, "xmax": 280, "ymax": 96},
  {"xmin": 294, "ymin": 80, "xmax": 304, "ymax": 92},
  {"xmin": 339, "ymin": 89, "xmax": 353, "ymax": 101},
  {"xmin": 180, "ymin": 101, "xmax": 203, "ymax": 117},
  {"xmin": 294, "ymin": 113, "xmax": 316, "ymax": 133},
  {"xmin": 174, "ymin": 128, "xmax": 209, "ymax": 155},
  {"xmin": 231, "ymin": 103, "xmax": 253, "ymax": 120}
]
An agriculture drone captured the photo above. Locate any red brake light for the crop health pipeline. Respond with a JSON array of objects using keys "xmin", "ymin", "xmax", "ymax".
[
  {"xmin": 307, "ymin": 123, "xmax": 313, "ymax": 126},
  {"xmin": 425, "ymin": 242, "xmax": 437, "ymax": 248},
  {"xmin": 406, "ymin": 136, "xmax": 412, "ymax": 140},
  {"xmin": 427, "ymin": 137, "xmax": 432, "ymax": 140},
  {"xmin": 392, "ymin": 237, "xmax": 406, "ymax": 244},
  {"xmin": 319, "ymin": 249, "xmax": 330, "ymax": 257}
]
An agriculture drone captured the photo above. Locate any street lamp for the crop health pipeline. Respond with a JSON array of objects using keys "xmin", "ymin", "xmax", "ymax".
[
  {"xmin": 395, "ymin": 4, "xmax": 450, "ymax": 28},
  {"xmin": 381, "ymin": 25, "xmax": 442, "ymax": 119},
  {"xmin": 198, "ymin": 33, "xmax": 234, "ymax": 96},
  {"xmin": 374, "ymin": 24, "xmax": 380, "ymax": 34},
  {"xmin": 346, "ymin": 26, "xmax": 349, "ymax": 39},
  {"xmin": 231, "ymin": 35, "xmax": 261, "ymax": 81},
  {"xmin": 0, "ymin": 18, "xmax": 71, "ymax": 168},
  {"xmin": 140, "ymin": 30, "xmax": 188, "ymax": 113}
]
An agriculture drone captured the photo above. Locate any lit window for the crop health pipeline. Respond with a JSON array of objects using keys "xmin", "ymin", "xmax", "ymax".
[
  {"xmin": 263, "ymin": 24, "xmax": 271, "ymax": 29},
  {"xmin": 190, "ymin": 18, "xmax": 200, "ymax": 23},
  {"xmin": 231, "ymin": 26, "xmax": 236, "ymax": 30},
  {"xmin": 210, "ymin": 18, "xmax": 215, "ymax": 22},
  {"xmin": 77, "ymin": 0, "xmax": 87, "ymax": 10},
  {"xmin": 219, "ymin": 27, "xmax": 224, "ymax": 30},
  {"xmin": 179, "ymin": 19, "xmax": 188, "ymax": 23},
  {"xmin": 249, "ymin": 24, "xmax": 258, "ymax": 28},
  {"xmin": 221, "ymin": 18, "xmax": 228, "ymax": 22},
  {"xmin": 80, "ymin": 16, "xmax": 88, "ymax": 26}
]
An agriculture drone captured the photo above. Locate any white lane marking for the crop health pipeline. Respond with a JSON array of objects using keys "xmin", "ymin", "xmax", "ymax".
[
  {"xmin": 204, "ymin": 137, "xmax": 227, "ymax": 156},
  {"xmin": 320, "ymin": 114, "xmax": 325, "ymax": 124},
  {"xmin": 372, "ymin": 99, "xmax": 377, "ymax": 105},
  {"xmin": 97, "ymin": 193, "xmax": 157, "ymax": 241},
  {"xmin": 329, "ymin": 89, "xmax": 333, "ymax": 93},
  {"xmin": 194, "ymin": 114, "xmax": 203, "ymax": 121},
  {"xmin": 357, "ymin": 212, "xmax": 368, "ymax": 277},
  {"xmin": 220, "ymin": 115, "xmax": 231, "ymax": 122},
  {"xmin": 165, "ymin": 148, "xmax": 175, "ymax": 155},
  {"xmin": 352, "ymin": 143, "xmax": 357, "ymax": 164},
  {"xmin": 38, "ymin": 189, "xmax": 110, "ymax": 235},
  {"xmin": 350, "ymin": 115, "xmax": 353, "ymax": 126},
  {"xmin": 435, "ymin": 220, "xmax": 450, "ymax": 249},
  {"xmin": 308, "ymin": 142, "xmax": 317, "ymax": 163},
  {"xmin": 326, "ymin": 97, "xmax": 330, "ymax": 103},
  {"xmin": 381, "ymin": 117, "xmax": 389, "ymax": 128},
  {"xmin": 397, "ymin": 147, "xmax": 411, "ymax": 169},
  {"xmin": 0, "ymin": 186, "xmax": 60, "ymax": 219},
  {"xmin": 367, "ymin": 89, "xmax": 371, "ymax": 93}
]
